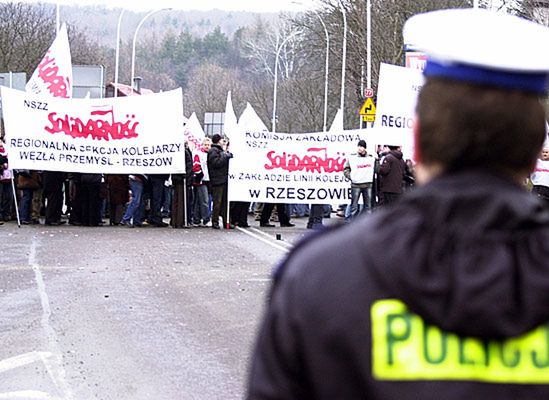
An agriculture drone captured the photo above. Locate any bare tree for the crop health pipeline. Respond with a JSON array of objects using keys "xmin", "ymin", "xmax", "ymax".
[
  {"xmin": 183, "ymin": 63, "xmax": 250, "ymax": 125},
  {"xmin": 0, "ymin": 3, "xmax": 55, "ymax": 75},
  {"xmin": 288, "ymin": 0, "xmax": 472, "ymax": 130}
]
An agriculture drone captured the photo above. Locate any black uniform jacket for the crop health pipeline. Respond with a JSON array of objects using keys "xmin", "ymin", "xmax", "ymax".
[
  {"xmin": 207, "ymin": 144, "xmax": 232, "ymax": 186},
  {"xmin": 248, "ymin": 170, "xmax": 549, "ymax": 400}
]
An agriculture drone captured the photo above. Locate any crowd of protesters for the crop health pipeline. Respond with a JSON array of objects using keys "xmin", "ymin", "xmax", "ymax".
[{"xmin": 8, "ymin": 137, "xmax": 547, "ymax": 229}]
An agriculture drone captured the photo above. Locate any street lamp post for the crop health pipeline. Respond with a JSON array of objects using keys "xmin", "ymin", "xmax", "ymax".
[
  {"xmin": 315, "ymin": 11, "xmax": 330, "ymax": 132},
  {"xmin": 271, "ymin": 31, "xmax": 300, "ymax": 133},
  {"xmin": 114, "ymin": 9, "xmax": 125, "ymax": 97},
  {"xmin": 131, "ymin": 8, "xmax": 171, "ymax": 88},
  {"xmin": 337, "ymin": 0, "xmax": 347, "ymax": 125}
]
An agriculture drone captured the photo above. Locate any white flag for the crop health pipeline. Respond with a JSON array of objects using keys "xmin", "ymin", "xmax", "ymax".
[
  {"xmin": 184, "ymin": 112, "xmax": 206, "ymax": 152},
  {"xmin": 223, "ymin": 91, "xmax": 238, "ymax": 139},
  {"xmin": 26, "ymin": 23, "xmax": 72, "ymax": 98},
  {"xmin": 238, "ymin": 102, "xmax": 268, "ymax": 132}
]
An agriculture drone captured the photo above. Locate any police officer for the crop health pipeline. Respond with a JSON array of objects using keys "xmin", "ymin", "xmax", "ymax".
[{"xmin": 247, "ymin": 8, "xmax": 549, "ymax": 399}]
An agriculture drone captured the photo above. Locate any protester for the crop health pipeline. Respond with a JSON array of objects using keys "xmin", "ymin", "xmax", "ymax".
[
  {"xmin": 79, "ymin": 173, "xmax": 103, "ymax": 226},
  {"xmin": 106, "ymin": 174, "xmax": 129, "ymax": 226},
  {"xmin": 30, "ymin": 170, "xmax": 44, "ymax": 225},
  {"xmin": 0, "ymin": 140, "xmax": 13, "ymax": 222},
  {"xmin": 259, "ymin": 203, "xmax": 294, "ymax": 228},
  {"xmin": 247, "ymin": 8, "xmax": 549, "ymax": 399},
  {"xmin": 531, "ymin": 146, "xmax": 549, "ymax": 205},
  {"xmin": 120, "ymin": 174, "xmax": 146, "ymax": 228},
  {"xmin": 192, "ymin": 138, "xmax": 212, "ymax": 227},
  {"xmin": 147, "ymin": 173, "xmax": 169, "ymax": 227},
  {"xmin": 17, "ymin": 170, "xmax": 41, "ymax": 225},
  {"xmin": 207, "ymin": 134, "xmax": 233, "ymax": 230},
  {"xmin": 377, "ymin": 145, "xmax": 406, "ymax": 206},
  {"xmin": 306, "ymin": 204, "xmax": 324, "ymax": 230},
  {"xmin": 43, "ymin": 171, "xmax": 66, "ymax": 226},
  {"xmin": 343, "ymin": 139, "xmax": 375, "ymax": 221},
  {"xmin": 161, "ymin": 179, "xmax": 172, "ymax": 219}
]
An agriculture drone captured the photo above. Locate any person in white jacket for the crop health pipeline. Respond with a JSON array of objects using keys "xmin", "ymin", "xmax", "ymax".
[
  {"xmin": 343, "ymin": 139, "xmax": 376, "ymax": 222},
  {"xmin": 531, "ymin": 146, "xmax": 549, "ymax": 204}
]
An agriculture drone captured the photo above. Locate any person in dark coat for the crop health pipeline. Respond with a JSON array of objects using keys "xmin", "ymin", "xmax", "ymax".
[
  {"xmin": 79, "ymin": 173, "xmax": 103, "ymax": 226},
  {"xmin": 106, "ymin": 174, "xmax": 129, "ymax": 225},
  {"xmin": 378, "ymin": 145, "xmax": 406, "ymax": 206},
  {"xmin": 207, "ymin": 134, "xmax": 233, "ymax": 229},
  {"xmin": 247, "ymin": 9, "xmax": 549, "ymax": 400}
]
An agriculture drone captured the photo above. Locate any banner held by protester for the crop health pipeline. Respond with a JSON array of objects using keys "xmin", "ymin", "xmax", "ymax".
[
  {"xmin": 2, "ymin": 87, "xmax": 186, "ymax": 174},
  {"xmin": 228, "ymin": 129, "xmax": 376, "ymax": 204}
]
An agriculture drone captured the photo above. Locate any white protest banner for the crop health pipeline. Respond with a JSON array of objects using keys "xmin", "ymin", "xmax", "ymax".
[
  {"xmin": 26, "ymin": 23, "xmax": 73, "ymax": 98},
  {"xmin": 373, "ymin": 63, "xmax": 423, "ymax": 157},
  {"xmin": 228, "ymin": 129, "xmax": 375, "ymax": 204},
  {"xmin": 2, "ymin": 87, "xmax": 186, "ymax": 174}
]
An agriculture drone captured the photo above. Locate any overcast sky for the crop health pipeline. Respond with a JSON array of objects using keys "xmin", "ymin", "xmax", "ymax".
[{"xmin": 15, "ymin": 0, "xmax": 311, "ymax": 12}]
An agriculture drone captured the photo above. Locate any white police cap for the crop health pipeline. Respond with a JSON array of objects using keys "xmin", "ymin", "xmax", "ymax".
[{"xmin": 403, "ymin": 8, "xmax": 549, "ymax": 94}]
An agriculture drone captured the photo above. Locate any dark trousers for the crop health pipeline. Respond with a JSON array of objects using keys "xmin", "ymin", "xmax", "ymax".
[
  {"xmin": 43, "ymin": 172, "xmax": 65, "ymax": 224},
  {"xmin": 80, "ymin": 182, "xmax": 101, "ymax": 226},
  {"xmin": 260, "ymin": 203, "xmax": 290, "ymax": 226},
  {"xmin": 307, "ymin": 204, "xmax": 324, "ymax": 228},
  {"xmin": 69, "ymin": 182, "xmax": 82, "ymax": 224},
  {"xmin": 0, "ymin": 183, "xmax": 13, "ymax": 220},
  {"xmin": 149, "ymin": 176, "xmax": 165, "ymax": 224},
  {"xmin": 211, "ymin": 183, "xmax": 228, "ymax": 227},
  {"xmin": 230, "ymin": 201, "xmax": 250, "ymax": 226},
  {"xmin": 381, "ymin": 192, "xmax": 401, "ymax": 206}
]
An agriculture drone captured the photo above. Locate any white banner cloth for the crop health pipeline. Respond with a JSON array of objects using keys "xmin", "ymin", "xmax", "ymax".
[
  {"xmin": 372, "ymin": 63, "xmax": 424, "ymax": 157},
  {"xmin": 2, "ymin": 87, "xmax": 186, "ymax": 174},
  {"xmin": 228, "ymin": 129, "xmax": 373, "ymax": 204}
]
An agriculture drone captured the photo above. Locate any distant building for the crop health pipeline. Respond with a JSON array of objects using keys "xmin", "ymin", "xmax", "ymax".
[{"xmin": 105, "ymin": 82, "xmax": 154, "ymax": 97}]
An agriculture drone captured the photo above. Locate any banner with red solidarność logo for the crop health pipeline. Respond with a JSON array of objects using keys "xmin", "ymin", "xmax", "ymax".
[{"xmin": 1, "ymin": 87, "xmax": 186, "ymax": 174}]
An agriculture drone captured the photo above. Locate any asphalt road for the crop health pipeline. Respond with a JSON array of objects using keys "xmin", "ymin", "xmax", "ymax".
[{"xmin": 0, "ymin": 215, "xmax": 338, "ymax": 400}]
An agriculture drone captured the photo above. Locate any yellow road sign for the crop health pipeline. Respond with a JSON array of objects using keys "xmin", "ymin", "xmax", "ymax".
[
  {"xmin": 360, "ymin": 97, "xmax": 376, "ymax": 115},
  {"xmin": 360, "ymin": 98, "xmax": 376, "ymax": 121}
]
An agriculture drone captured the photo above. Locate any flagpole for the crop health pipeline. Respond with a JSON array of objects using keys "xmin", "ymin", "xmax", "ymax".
[
  {"xmin": 114, "ymin": 9, "xmax": 125, "ymax": 98},
  {"xmin": 10, "ymin": 177, "xmax": 20, "ymax": 228}
]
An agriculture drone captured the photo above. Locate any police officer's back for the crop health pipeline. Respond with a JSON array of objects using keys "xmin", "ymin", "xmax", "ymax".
[{"xmin": 247, "ymin": 8, "xmax": 549, "ymax": 400}]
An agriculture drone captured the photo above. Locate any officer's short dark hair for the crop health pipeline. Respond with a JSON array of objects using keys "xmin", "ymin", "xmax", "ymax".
[{"xmin": 416, "ymin": 77, "xmax": 546, "ymax": 174}]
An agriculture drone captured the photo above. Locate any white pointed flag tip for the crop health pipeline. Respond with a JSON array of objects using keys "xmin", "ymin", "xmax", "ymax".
[
  {"xmin": 238, "ymin": 102, "xmax": 269, "ymax": 132},
  {"xmin": 26, "ymin": 23, "xmax": 73, "ymax": 98},
  {"xmin": 184, "ymin": 112, "xmax": 206, "ymax": 152},
  {"xmin": 224, "ymin": 91, "xmax": 238, "ymax": 139},
  {"xmin": 329, "ymin": 108, "xmax": 344, "ymax": 132}
]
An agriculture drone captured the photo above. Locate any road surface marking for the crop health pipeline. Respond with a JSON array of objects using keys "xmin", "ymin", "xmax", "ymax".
[
  {"xmin": 30, "ymin": 238, "xmax": 74, "ymax": 400},
  {"xmin": 236, "ymin": 227, "xmax": 290, "ymax": 252},
  {"xmin": 0, "ymin": 390, "xmax": 62, "ymax": 399},
  {"xmin": 0, "ymin": 351, "xmax": 53, "ymax": 374}
]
